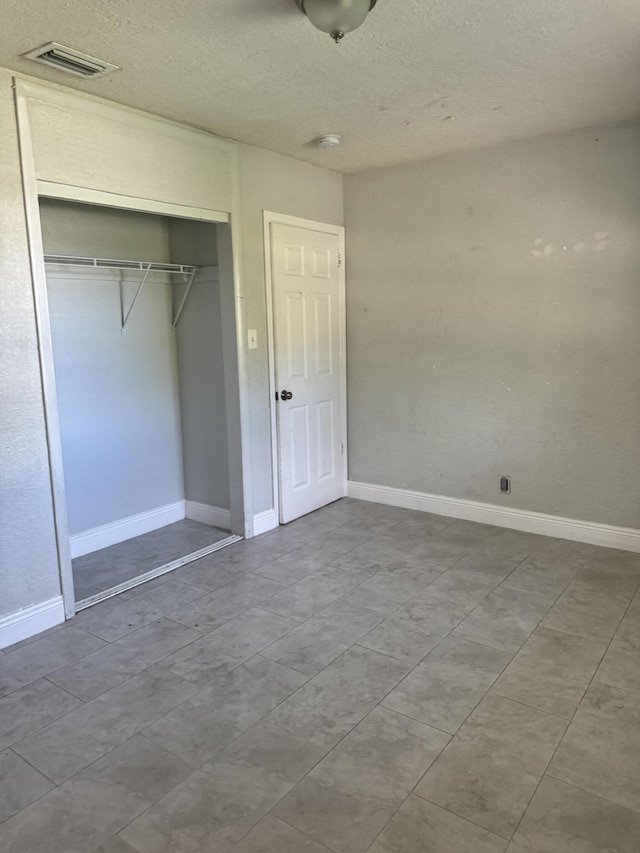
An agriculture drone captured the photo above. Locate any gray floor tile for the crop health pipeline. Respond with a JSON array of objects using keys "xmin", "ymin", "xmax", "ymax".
[
  {"xmin": 492, "ymin": 627, "xmax": 606, "ymax": 718},
  {"xmin": 330, "ymin": 535, "xmax": 414, "ymax": 573},
  {"xmin": 160, "ymin": 608, "xmax": 298, "ymax": 684},
  {"xmin": 13, "ymin": 666, "xmax": 197, "ymax": 783},
  {"xmin": 417, "ymin": 566, "xmax": 501, "ymax": 611},
  {"xmin": 95, "ymin": 838, "xmax": 139, "ymax": 853},
  {"xmin": 382, "ymin": 636, "xmax": 511, "ymax": 733},
  {"xmin": 370, "ymin": 795, "xmax": 508, "ymax": 853},
  {"xmin": 5, "ymin": 500, "xmax": 640, "ymax": 851},
  {"xmin": 268, "ymin": 645, "xmax": 411, "ymax": 747},
  {"xmin": 0, "ymin": 678, "xmax": 83, "ymax": 749},
  {"xmin": 254, "ymin": 547, "xmax": 332, "ymax": 583},
  {"xmin": 262, "ymin": 599, "xmax": 383, "ymax": 676},
  {"xmin": 73, "ymin": 579, "xmax": 206, "ymax": 642},
  {"xmin": 416, "ymin": 694, "xmax": 567, "ymax": 837},
  {"xmin": 233, "ymin": 815, "xmax": 333, "ymax": 852},
  {"xmin": 358, "ymin": 596, "xmax": 469, "ymax": 663},
  {"xmin": 594, "ymin": 638, "xmax": 640, "ymax": 692},
  {"xmin": 141, "ymin": 698, "xmax": 243, "ymax": 768},
  {"xmin": 453, "ymin": 587, "xmax": 552, "ymax": 653},
  {"xmin": 143, "ymin": 655, "xmax": 307, "ymax": 766},
  {"xmin": 168, "ymin": 574, "xmax": 287, "ymax": 633},
  {"xmin": 540, "ymin": 579, "xmax": 632, "ymax": 644},
  {"xmin": 497, "ymin": 553, "xmax": 579, "ymax": 599},
  {"xmin": 343, "ymin": 559, "xmax": 444, "ymax": 614},
  {"xmin": 0, "ymin": 627, "xmax": 106, "ymax": 697},
  {"xmin": 0, "ymin": 748, "xmax": 53, "ymax": 822},
  {"xmin": 0, "ymin": 735, "xmax": 188, "ymax": 853},
  {"xmin": 194, "ymin": 654, "xmax": 308, "ymax": 721},
  {"xmin": 170, "ymin": 558, "xmax": 243, "ymax": 592},
  {"xmin": 403, "ymin": 537, "xmax": 470, "ymax": 568},
  {"xmin": 47, "ymin": 618, "xmax": 202, "ymax": 700},
  {"xmin": 508, "ymin": 775, "xmax": 640, "ymax": 852},
  {"xmin": 548, "ymin": 681, "xmax": 640, "ymax": 814},
  {"xmin": 274, "ymin": 706, "xmax": 449, "ymax": 853},
  {"xmin": 121, "ymin": 723, "xmax": 326, "ymax": 853},
  {"xmin": 295, "ymin": 529, "xmax": 372, "ymax": 563},
  {"xmin": 260, "ymin": 568, "xmax": 363, "ymax": 622}
]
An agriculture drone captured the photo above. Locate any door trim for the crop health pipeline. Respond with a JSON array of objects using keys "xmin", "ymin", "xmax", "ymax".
[{"xmin": 263, "ymin": 211, "xmax": 348, "ymax": 523}]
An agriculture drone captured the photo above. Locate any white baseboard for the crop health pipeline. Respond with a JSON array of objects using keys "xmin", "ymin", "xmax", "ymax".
[
  {"xmin": 252, "ymin": 508, "xmax": 279, "ymax": 537},
  {"xmin": 70, "ymin": 501, "xmax": 186, "ymax": 558},
  {"xmin": 347, "ymin": 481, "xmax": 640, "ymax": 554},
  {"xmin": 0, "ymin": 596, "xmax": 65, "ymax": 650},
  {"xmin": 185, "ymin": 500, "xmax": 231, "ymax": 531}
]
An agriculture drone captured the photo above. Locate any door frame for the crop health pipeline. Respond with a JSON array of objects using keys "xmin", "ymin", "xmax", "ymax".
[
  {"xmin": 15, "ymin": 84, "xmax": 250, "ymax": 619},
  {"xmin": 263, "ymin": 211, "xmax": 348, "ymax": 522}
]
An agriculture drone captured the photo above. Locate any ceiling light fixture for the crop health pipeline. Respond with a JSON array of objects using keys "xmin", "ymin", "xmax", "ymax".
[{"xmin": 294, "ymin": 0, "xmax": 378, "ymax": 43}]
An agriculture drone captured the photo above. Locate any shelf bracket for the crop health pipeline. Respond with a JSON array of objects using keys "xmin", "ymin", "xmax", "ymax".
[
  {"xmin": 171, "ymin": 269, "xmax": 198, "ymax": 331},
  {"xmin": 121, "ymin": 263, "xmax": 152, "ymax": 334}
]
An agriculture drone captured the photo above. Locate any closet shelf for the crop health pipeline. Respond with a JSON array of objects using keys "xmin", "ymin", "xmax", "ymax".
[
  {"xmin": 43, "ymin": 254, "xmax": 200, "ymax": 333},
  {"xmin": 44, "ymin": 254, "xmax": 198, "ymax": 276}
]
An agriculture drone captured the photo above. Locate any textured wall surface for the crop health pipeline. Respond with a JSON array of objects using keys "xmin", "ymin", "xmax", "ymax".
[
  {"xmin": 170, "ymin": 221, "xmax": 230, "ymax": 512},
  {"xmin": 237, "ymin": 143, "xmax": 344, "ymax": 513},
  {"xmin": 345, "ymin": 121, "xmax": 640, "ymax": 528},
  {"xmin": 42, "ymin": 200, "xmax": 185, "ymax": 534},
  {"xmin": 0, "ymin": 70, "xmax": 60, "ymax": 617}
]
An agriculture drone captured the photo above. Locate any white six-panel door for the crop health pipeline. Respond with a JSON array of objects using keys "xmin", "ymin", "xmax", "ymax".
[{"xmin": 270, "ymin": 221, "xmax": 345, "ymax": 523}]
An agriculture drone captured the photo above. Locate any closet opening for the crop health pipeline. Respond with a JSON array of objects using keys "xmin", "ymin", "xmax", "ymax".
[{"xmin": 38, "ymin": 198, "xmax": 244, "ymax": 611}]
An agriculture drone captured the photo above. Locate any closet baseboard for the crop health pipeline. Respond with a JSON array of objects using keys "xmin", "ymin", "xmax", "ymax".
[
  {"xmin": 0, "ymin": 596, "xmax": 65, "ymax": 650},
  {"xmin": 347, "ymin": 480, "xmax": 640, "ymax": 554},
  {"xmin": 185, "ymin": 501, "xmax": 231, "ymax": 531},
  {"xmin": 69, "ymin": 501, "xmax": 186, "ymax": 559},
  {"xmin": 252, "ymin": 508, "xmax": 279, "ymax": 537}
]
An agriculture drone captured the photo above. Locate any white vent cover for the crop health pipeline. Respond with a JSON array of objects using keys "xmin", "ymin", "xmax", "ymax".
[{"xmin": 23, "ymin": 42, "xmax": 119, "ymax": 78}]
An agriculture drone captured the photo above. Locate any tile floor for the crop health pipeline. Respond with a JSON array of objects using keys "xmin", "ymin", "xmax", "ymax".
[
  {"xmin": 1, "ymin": 498, "xmax": 639, "ymax": 852},
  {"xmin": 72, "ymin": 519, "xmax": 232, "ymax": 601}
]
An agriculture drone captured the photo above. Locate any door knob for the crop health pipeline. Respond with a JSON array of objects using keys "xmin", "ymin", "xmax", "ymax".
[{"xmin": 280, "ymin": 390, "xmax": 293, "ymax": 401}]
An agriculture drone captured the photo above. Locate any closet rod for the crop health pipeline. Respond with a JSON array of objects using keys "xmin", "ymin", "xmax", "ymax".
[{"xmin": 43, "ymin": 254, "xmax": 198, "ymax": 276}]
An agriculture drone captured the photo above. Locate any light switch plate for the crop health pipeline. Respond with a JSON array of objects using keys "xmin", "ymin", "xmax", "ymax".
[{"xmin": 248, "ymin": 329, "xmax": 258, "ymax": 349}]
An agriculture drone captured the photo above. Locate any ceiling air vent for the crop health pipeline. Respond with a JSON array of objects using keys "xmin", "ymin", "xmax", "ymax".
[{"xmin": 23, "ymin": 42, "xmax": 118, "ymax": 78}]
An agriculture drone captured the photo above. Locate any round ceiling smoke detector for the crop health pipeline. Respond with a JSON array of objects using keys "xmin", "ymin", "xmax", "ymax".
[{"xmin": 316, "ymin": 134, "xmax": 342, "ymax": 149}]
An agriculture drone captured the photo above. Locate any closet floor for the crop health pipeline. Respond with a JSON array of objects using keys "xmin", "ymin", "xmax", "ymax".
[{"xmin": 72, "ymin": 520, "xmax": 232, "ymax": 602}]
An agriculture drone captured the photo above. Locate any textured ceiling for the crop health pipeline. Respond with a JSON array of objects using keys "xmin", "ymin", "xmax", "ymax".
[{"xmin": 2, "ymin": 0, "xmax": 640, "ymax": 172}]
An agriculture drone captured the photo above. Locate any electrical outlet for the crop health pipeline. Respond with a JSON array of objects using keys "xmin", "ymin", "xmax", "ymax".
[
  {"xmin": 247, "ymin": 329, "xmax": 258, "ymax": 350},
  {"xmin": 499, "ymin": 476, "xmax": 511, "ymax": 494}
]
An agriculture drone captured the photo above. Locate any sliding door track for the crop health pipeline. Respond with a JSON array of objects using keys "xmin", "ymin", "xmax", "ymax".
[{"xmin": 75, "ymin": 533, "xmax": 242, "ymax": 611}]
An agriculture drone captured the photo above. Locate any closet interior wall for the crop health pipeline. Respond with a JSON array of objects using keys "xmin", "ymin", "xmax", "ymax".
[{"xmin": 39, "ymin": 198, "xmax": 232, "ymax": 601}]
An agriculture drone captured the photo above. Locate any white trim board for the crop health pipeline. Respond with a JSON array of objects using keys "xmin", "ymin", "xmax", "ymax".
[
  {"xmin": 0, "ymin": 596, "xmax": 65, "ymax": 650},
  {"xmin": 347, "ymin": 481, "xmax": 640, "ymax": 554},
  {"xmin": 253, "ymin": 508, "xmax": 279, "ymax": 537},
  {"xmin": 69, "ymin": 501, "xmax": 186, "ymax": 559},
  {"xmin": 185, "ymin": 501, "xmax": 231, "ymax": 531}
]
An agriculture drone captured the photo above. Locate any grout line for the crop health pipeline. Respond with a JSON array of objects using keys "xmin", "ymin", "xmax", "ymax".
[{"xmin": 503, "ymin": 579, "xmax": 639, "ymax": 842}]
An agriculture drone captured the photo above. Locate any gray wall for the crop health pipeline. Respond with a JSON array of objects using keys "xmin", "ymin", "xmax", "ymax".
[
  {"xmin": 344, "ymin": 121, "xmax": 640, "ymax": 529},
  {"xmin": 41, "ymin": 200, "xmax": 185, "ymax": 534},
  {"xmin": 237, "ymin": 143, "xmax": 345, "ymax": 514},
  {"xmin": 170, "ymin": 221, "xmax": 230, "ymax": 512},
  {"xmin": 0, "ymin": 69, "xmax": 60, "ymax": 618}
]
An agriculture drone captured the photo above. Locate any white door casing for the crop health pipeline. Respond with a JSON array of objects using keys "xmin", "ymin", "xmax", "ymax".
[{"xmin": 268, "ymin": 219, "xmax": 346, "ymax": 523}]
